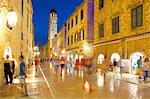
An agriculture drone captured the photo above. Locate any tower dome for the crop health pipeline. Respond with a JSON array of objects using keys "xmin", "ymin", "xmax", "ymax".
[{"xmin": 50, "ymin": 9, "xmax": 57, "ymax": 14}]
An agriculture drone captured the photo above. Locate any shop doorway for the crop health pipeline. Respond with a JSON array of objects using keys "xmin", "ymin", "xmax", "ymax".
[
  {"xmin": 111, "ymin": 53, "xmax": 120, "ymax": 63},
  {"xmin": 130, "ymin": 52, "xmax": 144, "ymax": 74},
  {"xmin": 97, "ymin": 54, "xmax": 104, "ymax": 64}
]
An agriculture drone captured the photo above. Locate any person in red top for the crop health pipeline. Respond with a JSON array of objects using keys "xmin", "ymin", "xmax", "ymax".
[
  {"xmin": 35, "ymin": 57, "xmax": 39, "ymax": 72},
  {"xmin": 80, "ymin": 58, "xmax": 84, "ymax": 68},
  {"xmin": 75, "ymin": 59, "xmax": 80, "ymax": 70}
]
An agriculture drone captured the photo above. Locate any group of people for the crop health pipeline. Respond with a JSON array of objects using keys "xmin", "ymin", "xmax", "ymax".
[
  {"xmin": 108, "ymin": 56, "xmax": 150, "ymax": 81},
  {"xmin": 3, "ymin": 55, "xmax": 28, "ymax": 95},
  {"xmin": 52, "ymin": 56, "xmax": 93, "ymax": 77}
]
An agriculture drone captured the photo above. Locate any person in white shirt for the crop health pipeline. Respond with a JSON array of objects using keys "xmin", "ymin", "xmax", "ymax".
[{"xmin": 142, "ymin": 58, "xmax": 150, "ymax": 81}]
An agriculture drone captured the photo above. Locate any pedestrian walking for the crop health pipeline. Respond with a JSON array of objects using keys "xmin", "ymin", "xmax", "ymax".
[
  {"xmin": 26, "ymin": 59, "xmax": 30, "ymax": 68},
  {"xmin": 53, "ymin": 56, "xmax": 59, "ymax": 75},
  {"xmin": 113, "ymin": 59, "xmax": 118, "ymax": 76},
  {"xmin": 75, "ymin": 59, "xmax": 80, "ymax": 70},
  {"xmin": 137, "ymin": 56, "xmax": 143, "ymax": 78},
  {"xmin": 80, "ymin": 58, "xmax": 84, "ymax": 69},
  {"xmin": 70, "ymin": 58, "xmax": 75, "ymax": 74},
  {"xmin": 19, "ymin": 55, "xmax": 28, "ymax": 96},
  {"xmin": 101, "ymin": 56, "xmax": 109, "ymax": 84},
  {"xmin": 11, "ymin": 59, "xmax": 15, "ymax": 82},
  {"xmin": 83, "ymin": 58, "xmax": 88, "ymax": 80},
  {"xmin": 118, "ymin": 59, "xmax": 123, "ymax": 76},
  {"xmin": 60, "ymin": 57, "xmax": 65, "ymax": 76},
  {"xmin": 35, "ymin": 57, "xmax": 39, "ymax": 72},
  {"xmin": 82, "ymin": 58, "xmax": 94, "ymax": 92},
  {"xmin": 142, "ymin": 58, "xmax": 150, "ymax": 81},
  {"xmin": 4, "ymin": 55, "xmax": 13, "ymax": 84},
  {"xmin": 109, "ymin": 61, "xmax": 113, "ymax": 71},
  {"xmin": 66, "ymin": 58, "xmax": 72, "ymax": 73}
]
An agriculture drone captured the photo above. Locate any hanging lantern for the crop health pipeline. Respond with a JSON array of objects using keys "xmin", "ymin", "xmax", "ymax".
[{"xmin": 6, "ymin": 10, "xmax": 18, "ymax": 29}]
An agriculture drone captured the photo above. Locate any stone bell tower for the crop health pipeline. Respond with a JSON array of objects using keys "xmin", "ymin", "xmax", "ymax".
[{"xmin": 48, "ymin": 9, "xmax": 58, "ymax": 49}]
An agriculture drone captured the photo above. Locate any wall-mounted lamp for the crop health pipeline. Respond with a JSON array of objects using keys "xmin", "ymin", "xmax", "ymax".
[
  {"xmin": 0, "ymin": 3, "xmax": 18, "ymax": 29},
  {"xmin": 6, "ymin": 9, "xmax": 18, "ymax": 29}
]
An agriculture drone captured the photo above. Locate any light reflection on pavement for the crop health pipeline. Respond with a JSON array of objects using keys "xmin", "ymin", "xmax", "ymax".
[{"xmin": 0, "ymin": 62, "xmax": 150, "ymax": 99}]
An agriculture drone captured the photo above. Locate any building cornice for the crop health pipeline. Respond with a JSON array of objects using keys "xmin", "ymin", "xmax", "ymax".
[{"xmin": 94, "ymin": 32, "xmax": 150, "ymax": 47}]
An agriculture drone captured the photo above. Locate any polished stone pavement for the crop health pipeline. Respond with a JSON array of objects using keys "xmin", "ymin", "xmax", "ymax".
[{"xmin": 0, "ymin": 62, "xmax": 150, "ymax": 99}]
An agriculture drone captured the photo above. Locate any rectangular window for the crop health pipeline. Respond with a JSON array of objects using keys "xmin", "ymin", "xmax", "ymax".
[
  {"xmin": 68, "ymin": 23, "xmax": 70, "ymax": 30},
  {"xmin": 21, "ymin": 0, "xmax": 24, "ymax": 16},
  {"xmin": 74, "ymin": 34, "xmax": 76, "ymax": 43},
  {"xmin": 99, "ymin": 23, "xmax": 104, "ymax": 37},
  {"xmin": 77, "ymin": 33, "xmax": 79, "ymax": 41},
  {"xmin": 76, "ymin": 33, "xmax": 78, "ymax": 41},
  {"xmin": 21, "ymin": 32, "xmax": 23, "ymax": 40},
  {"xmin": 82, "ymin": 30, "xmax": 84, "ymax": 40},
  {"xmin": 112, "ymin": 16, "xmax": 119, "ymax": 34},
  {"xmin": 71, "ymin": 19, "xmax": 73, "ymax": 28},
  {"xmin": 78, "ymin": 32, "xmax": 81, "ymax": 41},
  {"xmin": 99, "ymin": 0, "xmax": 104, "ymax": 9},
  {"xmin": 27, "ymin": 40, "xmax": 28, "ymax": 45},
  {"xmin": 71, "ymin": 35, "xmax": 73, "ymax": 44},
  {"xmin": 68, "ymin": 37, "xmax": 69, "ymax": 45},
  {"xmin": 76, "ymin": 15, "xmax": 78, "ymax": 24},
  {"xmin": 131, "ymin": 5, "xmax": 143, "ymax": 29},
  {"xmin": 27, "ymin": 14, "xmax": 29, "ymax": 27},
  {"xmin": 81, "ymin": 10, "xmax": 84, "ymax": 21}
]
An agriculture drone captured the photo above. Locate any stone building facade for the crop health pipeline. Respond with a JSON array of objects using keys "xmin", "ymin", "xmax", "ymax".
[
  {"xmin": 0, "ymin": 0, "xmax": 34, "ymax": 83},
  {"xmin": 94, "ymin": 0, "xmax": 150, "ymax": 74},
  {"xmin": 64, "ymin": 0, "xmax": 94, "ymax": 61}
]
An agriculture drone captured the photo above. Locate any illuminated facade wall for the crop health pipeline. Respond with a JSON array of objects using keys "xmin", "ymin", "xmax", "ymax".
[
  {"xmin": 62, "ymin": 0, "xmax": 94, "ymax": 60},
  {"xmin": 94, "ymin": 0, "xmax": 150, "ymax": 69},
  {"xmin": 53, "ymin": 25, "xmax": 65, "ymax": 57},
  {"xmin": 0, "ymin": 0, "xmax": 34, "ymax": 84}
]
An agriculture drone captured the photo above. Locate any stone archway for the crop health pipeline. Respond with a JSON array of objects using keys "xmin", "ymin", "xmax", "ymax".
[
  {"xmin": 130, "ymin": 52, "xmax": 145, "ymax": 74},
  {"xmin": 110, "ymin": 53, "xmax": 120, "ymax": 63}
]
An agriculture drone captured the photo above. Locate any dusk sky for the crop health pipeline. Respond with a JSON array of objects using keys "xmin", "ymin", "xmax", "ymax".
[{"xmin": 32, "ymin": 0, "xmax": 83, "ymax": 45}]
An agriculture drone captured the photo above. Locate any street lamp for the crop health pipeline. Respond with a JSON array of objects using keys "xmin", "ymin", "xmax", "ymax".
[
  {"xmin": 83, "ymin": 42, "xmax": 93, "ymax": 58},
  {"xmin": 83, "ymin": 43, "xmax": 91, "ymax": 53},
  {"xmin": 0, "ymin": 4, "xmax": 18, "ymax": 29},
  {"xmin": 6, "ymin": 10, "xmax": 18, "ymax": 29}
]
